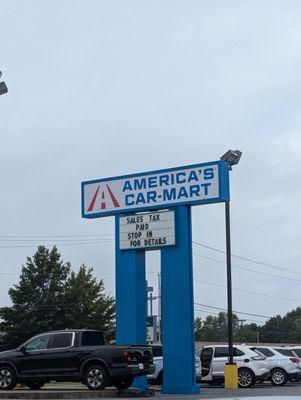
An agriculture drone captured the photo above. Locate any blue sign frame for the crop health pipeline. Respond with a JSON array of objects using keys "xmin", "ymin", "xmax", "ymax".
[{"xmin": 81, "ymin": 160, "xmax": 230, "ymax": 219}]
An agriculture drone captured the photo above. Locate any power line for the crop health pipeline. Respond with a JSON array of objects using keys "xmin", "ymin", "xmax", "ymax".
[
  {"xmin": 193, "ymin": 252, "xmax": 301, "ymax": 283},
  {"xmin": 0, "ymin": 270, "xmax": 158, "ymax": 277},
  {"xmin": 193, "ymin": 307, "xmax": 264, "ymax": 324},
  {"xmin": 193, "ymin": 241, "xmax": 301, "ymax": 276},
  {"xmin": 0, "ymin": 234, "xmax": 113, "ymax": 238},
  {"xmin": 0, "ymin": 240, "xmax": 114, "ymax": 249},
  {"xmin": 194, "ymin": 302, "xmax": 272, "ymax": 319},
  {"xmin": 195, "ymin": 278, "xmax": 301, "ymax": 304},
  {"xmin": 0, "ymin": 238, "xmax": 114, "ymax": 243}
]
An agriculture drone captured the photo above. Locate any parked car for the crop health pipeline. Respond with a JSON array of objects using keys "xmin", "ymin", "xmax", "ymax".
[
  {"xmin": 291, "ymin": 346, "xmax": 301, "ymax": 359},
  {"xmin": 199, "ymin": 345, "xmax": 269, "ymax": 388},
  {"xmin": 0, "ymin": 329, "xmax": 154, "ymax": 390},
  {"xmin": 147, "ymin": 344, "xmax": 201, "ymax": 385},
  {"xmin": 251, "ymin": 346, "xmax": 301, "ymax": 386}
]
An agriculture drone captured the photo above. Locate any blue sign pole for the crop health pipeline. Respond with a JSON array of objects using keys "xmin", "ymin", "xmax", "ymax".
[
  {"xmin": 161, "ymin": 205, "xmax": 199, "ymax": 394},
  {"xmin": 115, "ymin": 215, "xmax": 148, "ymax": 391}
]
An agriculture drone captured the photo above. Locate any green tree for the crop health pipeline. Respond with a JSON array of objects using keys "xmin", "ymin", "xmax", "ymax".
[
  {"xmin": 260, "ymin": 315, "xmax": 283, "ymax": 343},
  {"xmin": 196, "ymin": 312, "xmax": 242, "ymax": 342},
  {"xmin": 0, "ymin": 246, "xmax": 115, "ymax": 350},
  {"xmin": 63, "ymin": 265, "xmax": 115, "ymax": 335},
  {"xmin": 194, "ymin": 317, "xmax": 203, "ymax": 341}
]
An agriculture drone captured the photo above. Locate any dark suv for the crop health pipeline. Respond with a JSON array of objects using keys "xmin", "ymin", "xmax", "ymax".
[{"xmin": 0, "ymin": 329, "xmax": 153, "ymax": 390}]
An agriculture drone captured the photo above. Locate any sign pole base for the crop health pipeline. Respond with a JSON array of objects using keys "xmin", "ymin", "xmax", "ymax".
[{"xmin": 224, "ymin": 364, "xmax": 238, "ymax": 389}]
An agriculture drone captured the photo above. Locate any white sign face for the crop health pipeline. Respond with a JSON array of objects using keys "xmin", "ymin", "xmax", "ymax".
[
  {"xmin": 119, "ymin": 210, "xmax": 175, "ymax": 250},
  {"xmin": 82, "ymin": 161, "xmax": 229, "ymax": 218}
]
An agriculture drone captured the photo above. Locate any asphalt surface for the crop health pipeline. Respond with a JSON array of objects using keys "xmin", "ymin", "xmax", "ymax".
[
  {"xmin": 155, "ymin": 382, "xmax": 301, "ymax": 399},
  {"xmin": 2, "ymin": 382, "xmax": 301, "ymax": 399}
]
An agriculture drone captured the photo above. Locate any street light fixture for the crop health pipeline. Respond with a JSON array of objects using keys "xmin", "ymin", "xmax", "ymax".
[
  {"xmin": 220, "ymin": 150, "xmax": 242, "ymax": 170},
  {"xmin": 0, "ymin": 71, "xmax": 8, "ymax": 96},
  {"xmin": 220, "ymin": 149, "xmax": 242, "ymax": 386}
]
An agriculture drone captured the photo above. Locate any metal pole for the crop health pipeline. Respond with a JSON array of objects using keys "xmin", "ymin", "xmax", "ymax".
[
  {"xmin": 225, "ymin": 200, "xmax": 234, "ymax": 365},
  {"xmin": 150, "ymin": 292, "xmax": 153, "ymax": 317},
  {"xmin": 158, "ymin": 272, "xmax": 162, "ymax": 343}
]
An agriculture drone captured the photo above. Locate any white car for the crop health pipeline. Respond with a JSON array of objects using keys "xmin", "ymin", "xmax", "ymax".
[
  {"xmin": 147, "ymin": 345, "xmax": 201, "ymax": 385},
  {"xmin": 199, "ymin": 345, "xmax": 269, "ymax": 388},
  {"xmin": 251, "ymin": 346, "xmax": 301, "ymax": 386},
  {"xmin": 291, "ymin": 346, "xmax": 301, "ymax": 359}
]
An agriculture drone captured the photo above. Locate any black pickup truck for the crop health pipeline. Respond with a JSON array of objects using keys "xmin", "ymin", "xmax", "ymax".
[{"xmin": 0, "ymin": 329, "xmax": 153, "ymax": 390}]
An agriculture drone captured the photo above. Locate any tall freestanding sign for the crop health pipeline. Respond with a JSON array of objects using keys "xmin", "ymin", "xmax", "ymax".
[{"xmin": 82, "ymin": 161, "xmax": 230, "ymax": 394}]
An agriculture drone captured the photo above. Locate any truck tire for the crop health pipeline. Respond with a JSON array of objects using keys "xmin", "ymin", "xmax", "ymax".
[
  {"xmin": 238, "ymin": 368, "xmax": 255, "ymax": 388},
  {"xmin": 26, "ymin": 381, "xmax": 45, "ymax": 390},
  {"xmin": 0, "ymin": 365, "xmax": 17, "ymax": 390},
  {"xmin": 84, "ymin": 364, "xmax": 109, "ymax": 390},
  {"xmin": 113, "ymin": 377, "xmax": 134, "ymax": 390},
  {"xmin": 271, "ymin": 368, "xmax": 288, "ymax": 386}
]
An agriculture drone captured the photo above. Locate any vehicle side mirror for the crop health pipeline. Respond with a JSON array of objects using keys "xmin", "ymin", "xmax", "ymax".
[{"xmin": 19, "ymin": 346, "xmax": 27, "ymax": 354}]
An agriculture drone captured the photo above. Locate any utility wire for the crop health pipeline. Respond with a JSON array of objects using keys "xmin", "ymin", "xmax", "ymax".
[
  {"xmin": 193, "ymin": 307, "xmax": 264, "ymax": 324},
  {"xmin": 0, "ymin": 240, "xmax": 114, "ymax": 249},
  {"xmin": 0, "ymin": 238, "xmax": 114, "ymax": 243},
  {"xmin": 195, "ymin": 278, "xmax": 301, "ymax": 303},
  {"xmin": 193, "ymin": 241, "xmax": 301, "ymax": 276},
  {"xmin": 194, "ymin": 302, "xmax": 272, "ymax": 319},
  {"xmin": 193, "ymin": 252, "xmax": 301, "ymax": 283},
  {"xmin": 0, "ymin": 234, "xmax": 113, "ymax": 238}
]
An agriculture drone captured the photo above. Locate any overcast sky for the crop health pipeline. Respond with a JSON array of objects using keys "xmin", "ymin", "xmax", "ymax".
[{"xmin": 1, "ymin": 0, "xmax": 301, "ymax": 326}]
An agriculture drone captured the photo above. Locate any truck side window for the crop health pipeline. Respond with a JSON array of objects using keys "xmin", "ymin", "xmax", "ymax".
[
  {"xmin": 25, "ymin": 335, "xmax": 51, "ymax": 351},
  {"xmin": 51, "ymin": 333, "xmax": 73, "ymax": 349},
  {"xmin": 82, "ymin": 332, "xmax": 105, "ymax": 346}
]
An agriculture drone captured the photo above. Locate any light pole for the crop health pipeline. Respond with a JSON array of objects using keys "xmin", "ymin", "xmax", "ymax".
[
  {"xmin": 0, "ymin": 71, "xmax": 8, "ymax": 96},
  {"xmin": 220, "ymin": 149, "xmax": 242, "ymax": 387}
]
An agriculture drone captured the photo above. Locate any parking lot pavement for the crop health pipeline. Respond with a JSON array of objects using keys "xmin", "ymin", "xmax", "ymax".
[
  {"xmin": 4, "ymin": 383, "xmax": 301, "ymax": 400},
  {"xmin": 154, "ymin": 383, "xmax": 301, "ymax": 399}
]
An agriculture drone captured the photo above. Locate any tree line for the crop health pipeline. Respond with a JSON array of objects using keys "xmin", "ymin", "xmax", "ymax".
[{"xmin": 195, "ymin": 308, "xmax": 301, "ymax": 344}]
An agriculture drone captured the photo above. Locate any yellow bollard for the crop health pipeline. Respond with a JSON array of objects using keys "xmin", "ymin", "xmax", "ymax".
[{"xmin": 224, "ymin": 364, "xmax": 238, "ymax": 389}]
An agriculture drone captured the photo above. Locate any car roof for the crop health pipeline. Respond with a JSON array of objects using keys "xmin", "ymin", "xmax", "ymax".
[
  {"xmin": 272, "ymin": 346, "xmax": 294, "ymax": 350},
  {"xmin": 253, "ymin": 345, "xmax": 293, "ymax": 349},
  {"xmin": 35, "ymin": 329, "xmax": 101, "ymax": 335},
  {"xmin": 203, "ymin": 344, "xmax": 250, "ymax": 349}
]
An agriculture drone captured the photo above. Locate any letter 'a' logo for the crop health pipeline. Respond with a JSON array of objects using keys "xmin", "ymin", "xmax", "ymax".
[{"xmin": 87, "ymin": 184, "xmax": 120, "ymax": 212}]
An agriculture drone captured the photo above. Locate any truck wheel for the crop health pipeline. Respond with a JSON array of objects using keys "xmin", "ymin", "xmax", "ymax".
[
  {"xmin": 84, "ymin": 365, "xmax": 108, "ymax": 390},
  {"xmin": 271, "ymin": 368, "xmax": 288, "ymax": 386},
  {"xmin": 113, "ymin": 377, "xmax": 134, "ymax": 390},
  {"xmin": 0, "ymin": 365, "xmax": 17, "ymax": 390},
  {"xmin": 26, "ymin": 381, "xmax": 45, "ymax": 390},
  {"xmin": 238, "ymin": 368, "xmax": 255, "ymax": 388}
]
